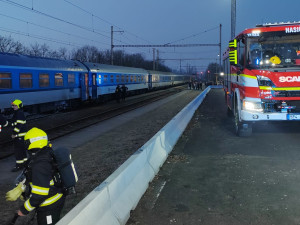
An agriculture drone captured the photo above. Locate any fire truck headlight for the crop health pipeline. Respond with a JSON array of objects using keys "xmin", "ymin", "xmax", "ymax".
[{"xmin": 243, "ymin": 100, "xmax": 263, "ymax": 112}]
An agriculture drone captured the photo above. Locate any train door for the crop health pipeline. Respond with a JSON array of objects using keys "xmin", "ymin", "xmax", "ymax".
[
  {"xmin": 92, "ymin": 73, "xmax": 97, "ymax": 100},
  {"xmin": 80, "ymin": 73, "xmax": 89, "ymax": 101},
  {"xmin": 148, "ymin": 74, "xmax": 152, "ymax": 89}
]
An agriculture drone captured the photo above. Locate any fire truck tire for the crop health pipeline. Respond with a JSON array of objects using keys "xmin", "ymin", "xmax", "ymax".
[
  {"xmin": 234, "ymin": 108, "xmax": 252, "ymax": 137},
  {"xmin": 227, "ymin": 107, "xmax": 233, "ymax": 117}
]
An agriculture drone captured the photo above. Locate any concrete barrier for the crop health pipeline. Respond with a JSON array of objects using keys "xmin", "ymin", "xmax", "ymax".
[{"xmin": 57, "ymin": 87, "xmax": 212, "ymax": 225}]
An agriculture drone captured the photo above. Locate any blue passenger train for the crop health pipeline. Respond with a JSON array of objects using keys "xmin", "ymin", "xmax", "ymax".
[{"xmin": 0, "ymin": 52, "xmax": 192, "ymax": 113}]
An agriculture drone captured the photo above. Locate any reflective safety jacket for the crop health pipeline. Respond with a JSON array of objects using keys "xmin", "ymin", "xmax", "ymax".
[
  {"xmin": 20, "ymin": 148, "xmax": 65, "ymax": 214},
  {"xmin": 11, "ymin": 109, "xmax": 27, "ymax": 137}
]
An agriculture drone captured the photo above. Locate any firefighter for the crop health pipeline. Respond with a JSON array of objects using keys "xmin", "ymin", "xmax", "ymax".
[
  {"xmin": 11, "ymin": 99, "xmax": 28, "ymax": 172},
  {"xmin": 6, "ymin": 127, "xmax": 66, "ymax": 225},
  {"xmin": 121, "ymin": 84, "xmax": 128, "ymax": 101},
  {"xmin": 0, "ymin": 110, "xmax": 8, "ymax": 132},
  {"xmin": 115, "ymin": 85, "xmax": 121, "ymax": 103}
]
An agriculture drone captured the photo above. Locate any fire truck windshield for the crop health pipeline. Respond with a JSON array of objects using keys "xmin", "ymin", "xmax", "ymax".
[{"xmin": 246, "ymin": 33, "xmax": 300, "ymax": 69}]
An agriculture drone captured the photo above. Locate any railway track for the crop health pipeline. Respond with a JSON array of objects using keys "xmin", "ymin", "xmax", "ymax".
[{"xmin": 0, "ymin": 86, "xmax": 185, "ymax": 159}]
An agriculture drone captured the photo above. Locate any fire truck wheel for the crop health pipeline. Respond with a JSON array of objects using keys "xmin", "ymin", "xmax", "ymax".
[
  {"xmin": 234, "ymin": 109, "xmax": 252, "ymax": 137},
  {"xmin": 227, "ymin": 107, "xmax": 233, "ymax": 117}
]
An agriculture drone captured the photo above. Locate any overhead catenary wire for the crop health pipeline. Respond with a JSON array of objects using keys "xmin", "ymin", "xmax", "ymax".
[{"xmin": 0, "ymin": 12, "xmax": 110, "ymax": 47}]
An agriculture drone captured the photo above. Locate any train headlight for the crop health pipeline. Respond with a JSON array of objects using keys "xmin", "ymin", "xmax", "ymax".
[{"xmin": 243, "ymin": 100, "xmax": 263, "ymax": 112}]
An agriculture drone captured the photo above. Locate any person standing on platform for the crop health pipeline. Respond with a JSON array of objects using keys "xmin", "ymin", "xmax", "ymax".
[
  {"xmin": 121, "ymin": 84, "xmax": 128, "ymax": 102},
  {"xmin": 10, "ymin": 99, "xmax": 28, "ymax": 172},
  {"xmin": 115, "ymin": 85, "xmax": 121, "ymax": 103}
]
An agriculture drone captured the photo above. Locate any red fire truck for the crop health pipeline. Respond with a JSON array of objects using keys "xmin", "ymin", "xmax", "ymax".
[{"xmin": 223, "ymin": 22, "xmax": 300, "ymax": 136}]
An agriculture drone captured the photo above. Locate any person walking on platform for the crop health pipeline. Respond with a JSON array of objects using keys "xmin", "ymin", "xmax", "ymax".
[
  {"xmin": 115, "ymin": 85, "xmax": 121, "ymax": 103},
  {"xmin": 10, "ymin": 99, "xmax": 28, "ymax": 172},
  {"xmin": 121, "ymin": 84, "xmax": 128, "ymax": 102},
  {"xmin": 6, "ymin": 128, "xmax": 66, "ymax": 225}
]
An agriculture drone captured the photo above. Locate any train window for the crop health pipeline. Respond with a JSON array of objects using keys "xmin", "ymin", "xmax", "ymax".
[
  {"xmin": 103, "ymin": 75, "xmax": 108, "ymax": 83},
  {"xmin": 0, "ymin": 73, "xmax": 12, "ymax": 89},
  {"xmin": 110, "ymin": 75, "xmax": 114, "ymax": 83},
  {"xmin": 134, "ymin": 75, "xmax": 137, "ymax": 82},
  {"xmin": 130, "ymin": 75, "xmax": 133, "ymax": 82},
  {"xmin": 55, "ymin": 73, "xmax": 63, "ymax": 86},
  {"xmin": 126, "ymin": 75, "xmax": 129, "ymax": 82},
  {"xmin": 68, "ymin": 74, "xmax": 75, "ymax": 86},
  {"xmin": 39, "ymin": 74, "xmax": 49, "ymax": 87},
  {"xmin": 116, "ymin": 75, "xmax": 120, "ymax": 83},
  {"xmin": 121, "ymin": 75, "xmax": 125, "ymax": 83},
  {"xmin": 20, "ymin": 73, "xmax": 32, "ymax": 88}
]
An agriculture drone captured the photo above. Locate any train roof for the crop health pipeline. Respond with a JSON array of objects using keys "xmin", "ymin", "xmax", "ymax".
[
  {"xmin": 147, "ymin": 70, "xmax": 188, "ymax": 76},
  {"xmin": 84, "ymin": 62, "xmax": 148, "ymax": 74},
  {"xmin": 0, "ymin": 52, "xmax": 87, "ymax": 71}
]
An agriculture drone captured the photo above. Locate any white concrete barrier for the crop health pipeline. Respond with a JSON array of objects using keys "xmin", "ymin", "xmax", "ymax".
[{"xmin": 57, "ymin": 87, "xmax": 212, "ymax": 225}]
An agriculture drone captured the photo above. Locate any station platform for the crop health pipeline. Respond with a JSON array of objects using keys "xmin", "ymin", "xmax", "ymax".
[
  {"xmin": 0, "ymin": 88, "xmax": 202, "ymax": 225},
  {"xmin": 126, "ymin": 88, "xmax": 228, "ymax": 225}
]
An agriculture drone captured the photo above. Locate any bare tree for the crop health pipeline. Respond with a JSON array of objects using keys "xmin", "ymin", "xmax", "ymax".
[
  {"xmin": 40, "ymin": 43, "xmax": 50, "ymax": 57},
  {"xmin": 0, "ymin": 36, "xmax": 26, "ymax": 54},
  {"xmin": 29, "ymin": 43, "xmax": 42, "ymax": 56}
]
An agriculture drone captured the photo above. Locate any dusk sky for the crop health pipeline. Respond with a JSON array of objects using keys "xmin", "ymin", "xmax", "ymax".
[{"xmin": 0, "ymin": 0, "xmax": 299, "ymax": 72}]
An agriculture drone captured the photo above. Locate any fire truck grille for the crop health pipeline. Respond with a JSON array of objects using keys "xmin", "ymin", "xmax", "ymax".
[
  {"xmin": 272, "ymin": 91, "xmax": 300, "ymax": 97},
  {"xmin": 263, "ymin": 100, "xmax": 300, "ymax": 113}
]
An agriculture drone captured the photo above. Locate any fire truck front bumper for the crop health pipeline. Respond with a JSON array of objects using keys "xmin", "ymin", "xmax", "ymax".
[{"xmin": 241, "ymin": 110, "xmax": 300, "ymax": 121}]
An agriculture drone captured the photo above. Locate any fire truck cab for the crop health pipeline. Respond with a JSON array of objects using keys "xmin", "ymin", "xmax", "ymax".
[{"xmin": 223, "ymin": 22, "xmax": 300, "ymax": 136}]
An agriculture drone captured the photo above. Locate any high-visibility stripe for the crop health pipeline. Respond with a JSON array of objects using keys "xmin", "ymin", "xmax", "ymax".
[
  {"xmin": 14, "ymin": 128, "xmax": 20, "ymax": 132},
  {"xmin": 24, "ymin": 200, "xmax": 35, "ymax": 212},
  {"xmin": 71, "ymin": 162, "xmax": 78, "ymax": 182},
  {"xmin": 259, "ymin": 86, "xmax": 300, "ymax": 91},
  {"xmin": 4, "ymin": 121, "xmax": 8, "ymax": 127},
  {"xmin": 31, "ymin": 185, "xmax": 49, "ymax": 196},
  {"xmin": 16, "ymin": 120, "xmax": 26, "ymax": 124},
  {"xmin": 17, "ymin": 132, "xmax": 26, "ymax": 137},
  {"xmin": 40, "ymin": 193, "xmax": 63, "ymax": 207},
  {"xmin": 50, "ymin": 180, "xmax": 54, "ymax": 186}
]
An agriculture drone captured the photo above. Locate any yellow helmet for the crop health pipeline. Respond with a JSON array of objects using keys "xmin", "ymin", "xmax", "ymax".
[
  {"xmin": 270, "ymin": 56, "xmax": 281, "ymax": 65},
  {"xmin": 11, "ymin": 99, "xmax": 23, "ymax": 109},
  {"xmin": 24, "ymin": 127, "xmax": 48, "ymax": 150}
]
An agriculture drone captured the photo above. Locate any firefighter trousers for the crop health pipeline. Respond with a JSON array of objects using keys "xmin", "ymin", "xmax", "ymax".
[{"xmin": 13, "ymin": 137, "xmax": 28, "ymax": 166}]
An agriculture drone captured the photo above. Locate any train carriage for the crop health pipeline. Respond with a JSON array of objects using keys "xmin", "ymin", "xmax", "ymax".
[
  {"xmin": 0, "ymin": 52, "xmax": 88, "ymax": 112},
  {"xmin": 84, "ymin": 63, "xmax": 149, "ymax": 101},
  {"xmin": 0, "ymin": 52, "xmax": 192, "ymax": 113}
]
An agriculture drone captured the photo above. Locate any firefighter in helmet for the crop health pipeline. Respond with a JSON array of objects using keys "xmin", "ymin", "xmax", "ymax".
[
  {"xmin": 11, "ymin": 99, "xmax": 28, "ymax": 172},
  {"xmin": 6, "ymin": 127, "xmax": 66, "ymax": 225}
]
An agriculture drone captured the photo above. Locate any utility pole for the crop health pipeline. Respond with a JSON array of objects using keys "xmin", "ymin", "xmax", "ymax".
[
  {"xmin": 231, "ymin": 0, "xmax": 236, "ymax": 39},
  {"xmin": 111, "ymin": 26, "xmax": 114, "ymax": 65},
  {"xmin": 219, "ymin": 24, "xmax": 222, "ymax": 68},
  {"xmin": 110, "ymin": 26, "xmax": 124, "ymax": 65},
  {"xmin": 153, "ymin": 48, "xmax": 155, "ymax": 70},
  {"xmin": 156, "ymin": 49, "xmax": 159, "ymax": 71}
]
